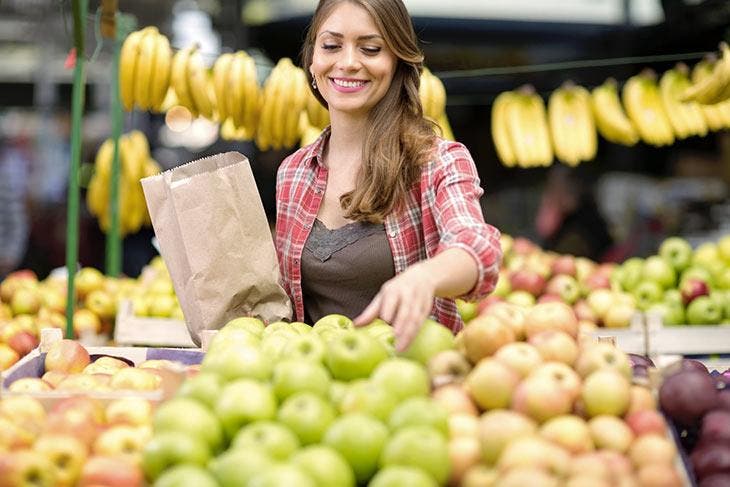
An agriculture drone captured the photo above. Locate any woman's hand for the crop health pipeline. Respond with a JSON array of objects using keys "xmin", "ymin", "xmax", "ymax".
[{"xmin": 353, "ymin": 262, "xmax": 436, "ymax": 352}]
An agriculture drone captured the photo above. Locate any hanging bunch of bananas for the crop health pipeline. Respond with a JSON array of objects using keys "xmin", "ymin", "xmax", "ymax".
[
  {"xmin": 87, "ymin": 131, "xmax": 161, "ymax": 236},
  {"xmin": 214, "ymin": 50, "xmax": 261, "ymax": 140},
  {"xmin": 419, "ymin": 68, "xmax": 454, "ymax": 140},
  {"xmin": 305, "ymin": 85, "xmax": 330, "ymax": 131},
  {"xmin": 689, "ymin": 57, "xmax": 730, "ymax": 130},
  {"xmin": 622, "ymin": 70, "xmax": 675, "ymax": 147},
  {"xmin": 170, "ymin": 43, "xmax": 216, "ymax": 120},
  {"xmin": 120, "ymin": 27, "xmax": 172, "ymax": 112},
  {"xmin": 547, "ymin": 82, "xmax": 597, "ymax": 166},
  {"xmin": 659, "ymin": 63, "xmax": 708, "ymax": 139},
  {"xmin": 682, "ymin": 42, "xmax": 730, "ymax": 105},
  {"xmin": 255, "ymin": 58, "xmax": 309, "ymax": 151},
  {"xmin": 492, "ymin": 86, "xmax": 553, "ymax": 168},
  {"xmin": 590, "ymin": 78, "xmax": 639, "ymax": 146}
]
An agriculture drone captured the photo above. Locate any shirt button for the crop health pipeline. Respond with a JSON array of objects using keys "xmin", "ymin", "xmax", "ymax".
[
  {"xmin": 388, "ymin": 230, "xmax": 397, "ymax": 238},
  {"xmin": 315, "ymin": 188, "xmax": 322, "ymax": 194},
  {"xmin": 294, "ymin": 259, "xmax": 299, "ymax": 265}
]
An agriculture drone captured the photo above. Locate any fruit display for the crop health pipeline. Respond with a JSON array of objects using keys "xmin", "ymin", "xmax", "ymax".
[
  {"xmin": 120, "ymin": 26, "xmax": 172, "ymax": 113},
  {"xmin": 141, "ymin": 315, "xmax": 455, "ymax": 486},
  {"xmin": 433, "ymin": 302, "xmax": 687, "ymax": 486},
  {"xmin": 419, "ymin": 67, "xmax": 455, "ymax": 141},
  {"xmin": 0, "ymin": 393, "xmax": 155, "ymax": 485},
  {"xmin": 466, "ymin": 234, "xmax": 636, "ymax": 330},
  {"xmin": 612, "ymin": 234, "xmax": 730, "ymax": 325},
  {"xmin": 124, "ymin": 256, "xmax": 183, "ymax": 321},
  {"xmin": 86, "ymin": 130, "xmax": 161, "ymax": 236},
  {"xmin": 3, "ymin": 338, "xmax": 196, "ymax": 394},
  {"xmin": 659, "ymin": 360, "xmax": 730, "ymax": 486},
  {"xmin": 492, "ymin": 42, "xmax": 730, "ymax": 167}
]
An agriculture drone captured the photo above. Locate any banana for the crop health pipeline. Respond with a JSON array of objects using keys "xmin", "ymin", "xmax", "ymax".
[
  {"xmin": 659, "ymin": 64, "xmax": 708, "ymax": 139},
  {"xmin": 548, "ymin": 85, "xmax": 579, "ymax": 166},
  {"xmin": 430, "ymin": 72, "xmax": 447, "ymax": 120},
  {"xmin": 525, "ymin": 90, "xmax": 554, "ymax": 167},
  {"xmin": 491, "ymin": 91, "xmax": 518, "ymax": 167},
  {"xmin": 591, "ymin": 79, "xmax": 639, "ymax": 146},
  {"xmin": 240, "ymin": 52, "xmax": 261, "ymax": 134},
  {"xmin": 623, "ymin": 70, "xmax": 674, "ymax": 147},
  {"xmin": 306, "ymin": 87, "xmax": 329, "ymax": 129},
  {"xmin": 284, "ymin": 67, "xmax": 308, "ymax": 148},
  {"xmin": 437, "ymin": 112, "xmax": 455, "ymax": 141},
  {"xmin": 150, "ymin": 33, "xmax": 172, "ymax": 112},
  {"xmin": 419, "ymin": 68, "xmax": 435, "ymax": 119},
  {"xmin": 682, "ymin": 42, "xmax": 730, "ymax": 104},
  {"xmin": 187, "ymin": 46, "xmax": 214, "ymax": 120},
  {"xmin": 213, "ymin": 53, "xmax": 234, "ymax": 122},
  {"xmin": 226, "ymin": 52, "xmax": 246, "ymax": 128},
  {"xmin": 93, "ymin": 139, "xmax": 114, "ymax": 179},
  {"xmin": 691, "ymin": 58, "xmax": 729, "ymax": 130},
  {"xmin": 505, "ymin": 92, "xmax": 535, "ymax": 167},
  {"xmin": 271, "ymin": 59, "xmax": 293, "ymax": 149},
  {"xmin": 171, "ymin": 45, "xmax": 197, "ymax": 117},
  {"xmin": 256, "ymin": 59, "xmax": 287, "ymax": 150},
  {"xmin": 119, "ymin": 30, "xmax": 144, "ymax": 111},
  {"xmin": 133, "ymin": 27, "xmax": 158, "ymax": 111}
]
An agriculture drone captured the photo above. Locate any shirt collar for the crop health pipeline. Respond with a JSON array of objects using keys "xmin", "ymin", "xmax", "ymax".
[{"xmin": 303, "ymin": 126, "xmax": 330, "ymax": 168}]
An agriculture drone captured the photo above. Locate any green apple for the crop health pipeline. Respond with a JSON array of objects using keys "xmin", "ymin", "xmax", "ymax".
[
  {"xmin": 659, "ymin": 237, "xmax": 693, "ymax": 273},
  {"xmin": 260, "ymin": 332, "xmax": 294, "ymax": 362},
  {"xmin": 291, "ymin": 445, "xmax": 356, "ymax": 487},
  {"xmin": 379, "ymin": 426, "xmax": 450, "ymax": 485},
  {"xmin": 325, "ymin": 330, "xmax": 388, "ymax": 381},
  {"xmin": 632, "ymin": 280, "xmax": 664, "ymax": 311},
  {"xmin": 231, "ymin": 420, "xmax": 300, "ymax": 460},
  {"xmin": 282, "ymin": 334, "xmax": 326, "ymax": 363},
  {"xmin": 340, "ymin": 380, "xmax": 397, "ymax": 422},
  {"xmin": 681, "ymin": 266, "xmax": 714, "ymax": 288},
  {"xmin": 360, "ymin": 319, "xmax": 396, "ymax": 354},
  {"xmin": 642, "ymin": 256, "xmax": 676, "ymax": 289},
  {"xmin": 323, "ymin": 413, "xmax": 389, "ymax": 484},
  {"xmin": 370, "ymin": 358, "xmax": 429, "ymax": 402},
  {"xmin": 152, "ymin": 398, "xmax": 223, "ymax": 453},
  {"xmin": 207, "ymin": 328, "xmax": 260, "ymax": 354},
  {"xmin": 290, "ymin": 321, "xmax": 313, "ymax": 334},
  {"xmin": 278, "ymin": 391, "xmax": 337, "ymax": 445},
  {"xmin": 263, "ymin": 321, "xmax": 297, "ymax": 337},
  {"xmin": 142, "ymin": 431, "xmax": 210, "ymax": 481},
  {"xmin": 505, "ymin": 290, "xmax": 536, "ymax": 307},
  {"xmin": 492, "ymin": 271, "xmax": 511, "ymax": 297},
  {"xmin": 209, "ymin": 448, "xmax": 275, "ymax": 487},
  {"xmin": 388, "ymin": 397, "xmax": 449, "ymax": 435},
  {"xmin": 399, "ymin": 319, "xmax": 454, "ymax": 365},
  {"xmin": 456, "ymin": 299, "xmax": 478, "ymax": 323},
  {"xmin": 369, "ymin": 466, "xmax": 438, "ymax": 487},
  {"xmin": 214, "ymin": 379, "xmax": 277, "ymax": 440},
  {"xmin": 328, "ymin": 380, "xmax": 350, "ymax": 409},
  {"xmin": 175, "ymin": 372, "xmax": 222, "ymax": 409},
  {"xmin": 718, "ymin": 234, "xmax": 730, "ymax": 263},
  {"xmin": 686, "ymin": 295, "xmax": 723, "ymax": 325},
  {"xmin": 223, "ymin": 317, "xmax": 265, "ymax": 338},
  {"xmin": 664, "ymin": 289, "xmax": 683, "ymax": 306},
  {"xmin": 618, "ymin": 257, "xmax": 644, "ymax": 292},
  {"xmin": 154, "ymin": 464, "xmax": 218, "ymax": 487},
  {"xmin": 647, "ymin": 302, "xmax": 684, "ymax": 326},
  {"xmin": 272, "ymin": 359, "xmax": 331, "ymax": 401},
  {"xmin": 693, "ymin": 242, "xmax": 720, "ymax": 271},
  {"xmin": 313, "ymin": 314, "xmax": 354, "ymax": 334},
  {"xmin": 714, "ymin": 266, "xmax": 730, "ymax": 290},
  {"xmin": 200, "ymin": 344, "xmax": 272, "ymax": 382},
  {"xmin": 247, "ymin": 465, "xmax": 316, "ymax": 487}
]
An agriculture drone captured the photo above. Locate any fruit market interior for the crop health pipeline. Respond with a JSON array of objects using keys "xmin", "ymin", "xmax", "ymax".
[{"xmin": 0, "ymin": 0, "xmax": 730, "ymax": 486}]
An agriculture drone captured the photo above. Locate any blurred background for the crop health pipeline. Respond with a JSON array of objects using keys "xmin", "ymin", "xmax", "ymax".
[{"xmin": 1, "ymin": 0, "xmax": 730, "ymax": 279}]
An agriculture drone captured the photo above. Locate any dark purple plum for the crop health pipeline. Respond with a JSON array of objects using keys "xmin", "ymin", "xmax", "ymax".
[
  {"xmin": 699, "ymin": 473, "xmax": 730, "ymax": 487},
  {"xmin": 691, "ymin": 444, "xmax": 730, "ymax": 480},
  {"xmin": 660, "ymin": 370, "xmax": 718, "ymax": 427}
]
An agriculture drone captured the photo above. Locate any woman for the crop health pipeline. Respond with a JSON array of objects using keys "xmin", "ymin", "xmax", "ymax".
[{"xmin": 275, "ymin": 0, "xmax": 502, "ymax": 351}]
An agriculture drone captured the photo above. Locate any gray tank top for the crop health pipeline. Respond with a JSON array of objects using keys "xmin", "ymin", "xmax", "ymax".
[{"xmin": 301, "ymin": 218, "xmax": 395, "ymax": 324}]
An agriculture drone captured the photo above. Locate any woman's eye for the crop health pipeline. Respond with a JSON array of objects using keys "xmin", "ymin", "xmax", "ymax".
[
  {"xmin": 362, "ymin": 47, "xmax": 381, "ymax": 55},
  {"xmin": 322, "ymin": 44, "xmax": 339, "ymax": 50}
]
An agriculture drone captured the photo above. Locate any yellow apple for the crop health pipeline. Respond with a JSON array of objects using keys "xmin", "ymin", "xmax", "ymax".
[{"xmin": 109, "ymin": 367, "xmax": 161, "ymax": 391}]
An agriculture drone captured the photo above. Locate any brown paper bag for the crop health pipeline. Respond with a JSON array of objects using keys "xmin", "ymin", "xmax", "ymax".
[{"xmin": 141, "ymin": 151, "xmax": 292, "ymax": 344}]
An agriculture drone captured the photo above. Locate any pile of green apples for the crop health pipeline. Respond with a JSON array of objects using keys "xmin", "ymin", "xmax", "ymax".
[
  {"xmin": 142, "ymin": 314, "xmax": 457, "ymax": 486},
  {"xmin": 611, "ymin": 235, "xmax": 730, "ymax": 325}
]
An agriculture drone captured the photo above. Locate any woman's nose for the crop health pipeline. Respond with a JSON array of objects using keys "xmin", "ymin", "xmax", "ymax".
[{"xmin": 337, "ymin": 45, "xmax": 361, "ymax": 71}]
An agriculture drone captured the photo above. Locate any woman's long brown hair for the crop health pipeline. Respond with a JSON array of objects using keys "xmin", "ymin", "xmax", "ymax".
[{"xmin": 301, "ymin": 0, "xmax": 438, "ymax": 223}]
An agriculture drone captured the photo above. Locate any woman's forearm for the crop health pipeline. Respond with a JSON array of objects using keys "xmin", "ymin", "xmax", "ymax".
[{"xmin": 417, "ymin": 247, "xmax": 479, "ymax": 299}]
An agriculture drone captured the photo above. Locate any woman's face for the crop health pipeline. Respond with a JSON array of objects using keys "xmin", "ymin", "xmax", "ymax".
[{"xmin": 310, "ymin": 2, "xmax": 397, "ymax": 119}]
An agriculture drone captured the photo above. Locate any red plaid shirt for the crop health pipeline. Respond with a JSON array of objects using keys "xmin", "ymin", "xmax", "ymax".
[{"xmin": 275, "ymin": 128, "xmax": 502, "ymax": 333}]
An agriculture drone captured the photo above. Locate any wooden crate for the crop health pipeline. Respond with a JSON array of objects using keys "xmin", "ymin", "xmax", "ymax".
[{"xmin": 113, "ymin": 299, "xmax": 196, "ymax": 348}]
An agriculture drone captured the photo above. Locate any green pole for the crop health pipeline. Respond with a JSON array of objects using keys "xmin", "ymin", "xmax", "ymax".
[
  {"xmin": 65, "ymin": 0, "xmax": 88, "ymax": 339},
  {"xmin": 105, "ymin": 20, "xmax": 124, "ymax": 278}
]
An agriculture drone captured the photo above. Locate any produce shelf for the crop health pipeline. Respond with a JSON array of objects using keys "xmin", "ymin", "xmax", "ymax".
[{"xmin": 113, "ymin": 299, "xmax": 196, "ymax": 348}]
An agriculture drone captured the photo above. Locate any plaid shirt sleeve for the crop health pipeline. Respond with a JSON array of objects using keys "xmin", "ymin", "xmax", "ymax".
[{"xmin": 427, "ymin": 140, "xmax": 502, "ymax": 302}]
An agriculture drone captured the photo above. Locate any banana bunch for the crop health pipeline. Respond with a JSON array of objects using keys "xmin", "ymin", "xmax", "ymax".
[
  {"xmin": 547, "ymin": 83, "xmax": 597, "ymax": 166},
  {"xmin": 590, "ymin": 79, "xmax": 639, "ymax": 146},
  {"xmin": 255, "ymin": 58, "xmax": 309, "ymax": 151},
  {"xmin": 213, "ymin": 50, "xmax": 261, "ymax": 136},
  {"xmin": 171, "ymin": 44, "xmax": 216, "ymax": 120},
  {"xmin": 120, "ymin": 27, "xmax": 172, "ymax": 112},
  {"xmin": 682, "ymin": 42, "xmax": 730, "ymax": 105},
  {"xmin": 622, "ymin": 70, "xmax": 675, "ymax": 147},
  {"xmin": 87, "ymin": 131, "xmax": 161, "ymax": 236},
  {"xmin": 690, "ymin": 57, "xmax": 730, "ymax": 130},
  {"xmin": 419, "ymin": 68, "xmax": 454, "ymax": 140},
  {"xmin": 659, "ymin": 64, "xmax": 708, "ymax": 139},
  {"xmin": 492, "ymin": 87, "xmax": 553, "ymax": 168}
]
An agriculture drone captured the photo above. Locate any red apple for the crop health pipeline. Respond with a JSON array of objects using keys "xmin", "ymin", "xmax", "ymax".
[
  {"xmin": 478, "ymin": 410, "xmax": 537, "ymax": 465},
  {"xmin": 573, "ymin": 300, "xmax": 597, "ymax": 322},
  {"xmin": 10, "ymin": 287, "xmax": 41, "ymax": 316},
  {"xmin": 497, "ymin": 436, "xmax": 571, "ymax": 477},
  {"xmin": 530, "ymin": 362, "xmax": 582, "ymax": 400},
  {"xmin": 44, "ymin": 339, "xmax": 90, "ymax": 374},
  {"xmin": 431, "ymin": 384, "xmax": 479, "ymax": 416},
  {"xmin": 73, "ymin": 309, "xmax": 102, "ymax": 336},
  {"xmin": 537, "ymin": 293, "xmax": 563, "ymax": 303},
  {"xmin": 512, "ymin": 237, "xmax": 538, "ymax": 255},
  {"xmin": 8, "ymin": 378, "xmax": 53, "ymax": 393},
  {"xmin": 493, "ymin": 342, "xmax": 543, "ymax": 378},
  {"xmin": 461, "ymin": 315, "xmax": 515, "ymax": 364},
  {"xmin": 524, "ymin": 302, "xmax": 579, "ymax": 339},
  {"xmin": 628, "ymin": 434, "xmax": 676, "ymax": 468},
  {"xmin": 552, "ymin": 255, "xmax": 577, "ymax": 277},
  {"xmin": 34, "ymin": 434, "xmax": 88, "ymax": 486},
  {"xmin": 41, "ymin": 370, "xmax": 69, "ymax": 388},
  {"xmin": 626, "ymin": 385, "xmax": 658, "ymax": 414},
  {"xmin": 448, "ymin": 436, "xmax": 482, "ymax": 486},
  {"xmin": 509, "ymin": 269, "xmax": 546, "ymax": 296},
  {"xmin": 7, "ymin": 331, "xmax": 39, "ymax": 357},
  {"xmin": 587, "ymin": 415, "xmax": 634, "ymax": 453},
  {"xmin": 512, "ymin": 376, "xmax": 574, "ymax": 423},
  {"xmin": 625, "ymin": 410, "xmax": 667, "ymax": 437},
  {"xmin": 540, "ymin": 414, "xmax": 594, "ymax": 454},
  {"xmin": 482, "ymin": 302, "xmax": 527, "ymax": 340},
  {"xmin": 465, "ymin": 358, "xmax": 520, "ymax": 411},
  {"xmin": 528, "ymin": 330, "xmax": 579, "ymax": 366},
  {"xmin": 545, "ymin": 274, "xmax": 581, "ymax": 304},
  {"xmin": 583, "ymin": 272, "xmax": 611, "ymax": 292},
  {"xmin": 78, "ymin": 455, "xmax": 144, "ymax": 487},
  {"xmin": 680, "ymin": 278, "xmax": 710, "ymax": 306},
  {"xmin": 0, "ymin": 449, "xmax": 55, "ymax": 487},
  {"xmin": 476, "ymin": 295, "xmax": 504, "ymax": 315},
  {"xmin": 636, "ymin": 464, "xmax": 682, "ymax": 487}
]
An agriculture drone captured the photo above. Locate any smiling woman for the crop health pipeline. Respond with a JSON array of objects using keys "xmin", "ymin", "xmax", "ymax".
[{"xmin": 275, "ymin": 0, "xmax": 503, "ymax": 350}]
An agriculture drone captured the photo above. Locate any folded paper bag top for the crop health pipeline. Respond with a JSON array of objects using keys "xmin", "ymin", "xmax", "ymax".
[{"xmin": 141, "ymin": 151, "xmax": 292, "ymax": 345}]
